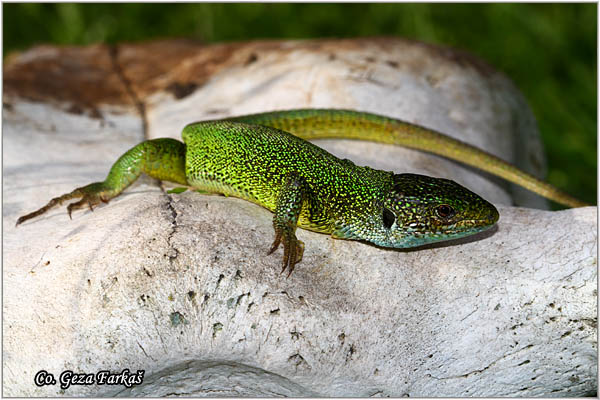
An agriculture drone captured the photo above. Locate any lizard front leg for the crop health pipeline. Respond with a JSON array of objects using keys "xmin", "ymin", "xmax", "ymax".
[
  {"xmin": 16, "ymin": 138, "xmax": 188, "ymax": 226},
  {"xmin": 268, "ymin": 172, "xmax": 307, "ymax": 277}
]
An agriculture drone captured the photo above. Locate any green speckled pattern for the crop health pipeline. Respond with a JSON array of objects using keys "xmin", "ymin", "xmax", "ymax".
[
  {"xmin": 229, "ymin": 109, "xmax": 589, "ymax": 208},
  {"xmin": 183, "ymin": 121, "xmax": 392, "ymax": 238},
  {"xmin": 182, "ymin": 120, "xmax": 498, "ymax": 247}
]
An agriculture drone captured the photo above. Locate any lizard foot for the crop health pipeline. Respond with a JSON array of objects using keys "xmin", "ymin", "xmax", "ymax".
[
  {"xmin": 268, "ymin": 228, "xmax": 305, "ymax": 277},
  {"xmin": 16, "ymin": 182, "xmax": 112, "ymax": 226}
]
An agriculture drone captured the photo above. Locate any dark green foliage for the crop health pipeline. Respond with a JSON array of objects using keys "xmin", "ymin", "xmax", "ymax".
[{"xmin": 4, "ymin": 3, "xmax": 596, "ymax": 205}]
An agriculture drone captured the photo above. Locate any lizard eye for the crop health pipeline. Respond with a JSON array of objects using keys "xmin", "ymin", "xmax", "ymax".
[
  {"xmin": 382, "ymin": 207, "xmax": 395, "ymax": 229},
  {"xmin": 435, "ymin": 204, "xmax": 455, "ymax": 219}
]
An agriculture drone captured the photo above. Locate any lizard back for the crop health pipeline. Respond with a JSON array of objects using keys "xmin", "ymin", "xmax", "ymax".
[{"xmin": 182, "ymin": 121, "xmax": 391, "ymax": 234}]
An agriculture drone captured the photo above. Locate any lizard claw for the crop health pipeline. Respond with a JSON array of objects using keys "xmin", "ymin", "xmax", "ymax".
[
  {"xmin": 268, "ymin": 231, "xmax": 282, "ymax": 255},
  {"xmin": 269, "ymin": 228, "xmax": 304, "ymax": 277},
  {"xmin": 67, "ymin": 195, "xmax": 102, "ymax": 219}
]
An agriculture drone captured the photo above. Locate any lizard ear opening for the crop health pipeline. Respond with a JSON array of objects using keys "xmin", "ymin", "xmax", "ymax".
[{"xmin": 382, "ymin": 207, "xmax": 395, "ymax": 229}]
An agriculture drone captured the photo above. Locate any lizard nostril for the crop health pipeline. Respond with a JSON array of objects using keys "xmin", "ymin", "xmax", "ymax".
[{"xmin": 487, "ymin": 207, "xmax": 499, "ymax": 224}]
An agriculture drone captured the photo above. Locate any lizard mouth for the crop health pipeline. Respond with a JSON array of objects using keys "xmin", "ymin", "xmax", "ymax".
[
  {"xmin": 456, "ymin": 205, "xmax": 499, "ymax": 229},
  {"xmin": 438, "ymin": 208, "xmax": 499, "ymax": 234},
  {"xmin": 453, "ymin": 217, "xmax": 498, "ymax": 232}
]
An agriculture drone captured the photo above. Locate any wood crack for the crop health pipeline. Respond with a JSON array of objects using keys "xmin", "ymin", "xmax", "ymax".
[
  {"xmin": 108, "ymin": 44, "xmax": 149, "ymax": 140},
  {"xmin": 162, "ymin": 189, "xmax": 180, "ymax": 264}
]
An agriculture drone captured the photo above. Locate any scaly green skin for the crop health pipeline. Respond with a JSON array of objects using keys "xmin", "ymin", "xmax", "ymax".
[
  {"xmin": 18, "ymin": 108, "xmax": 587, "ymax": 275},
  {"xmin": 229, "ymin": 109, "xmax": 589, "ymax": 208}
]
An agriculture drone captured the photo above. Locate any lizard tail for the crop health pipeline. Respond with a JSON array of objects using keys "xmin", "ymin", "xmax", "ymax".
[{"xmin": 229, "ymin": 109, "xmax": 590, "ymax": 208}]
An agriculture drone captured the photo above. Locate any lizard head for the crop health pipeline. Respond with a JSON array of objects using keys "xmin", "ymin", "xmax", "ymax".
[{"xmin": 377, "ymin": 173, "xmax": 499, "ymax": 248}]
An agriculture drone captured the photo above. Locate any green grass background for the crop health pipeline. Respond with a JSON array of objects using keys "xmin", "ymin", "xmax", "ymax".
[{"xmin": 3, "ymin": 3, "xmax": 597, "ymax": 206}]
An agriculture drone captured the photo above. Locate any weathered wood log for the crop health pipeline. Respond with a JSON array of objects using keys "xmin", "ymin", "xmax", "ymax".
[{"xmin": 3, "ymin": 38, "xmax": 596, "ymax": 397}]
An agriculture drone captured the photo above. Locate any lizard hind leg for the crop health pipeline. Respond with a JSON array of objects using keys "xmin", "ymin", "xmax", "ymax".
[
  {"xmin": 16, "ymin": 138, "xmax": 188, "ymax": 226},
  {"xmin": 268, "ymin": 172, "xmax": 307, "ymax": 277}
]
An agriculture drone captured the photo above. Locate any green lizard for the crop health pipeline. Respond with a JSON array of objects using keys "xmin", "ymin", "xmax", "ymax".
[{"xmin": 16, "ymin": 109, "xmax": 588, "ymax": 275}]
